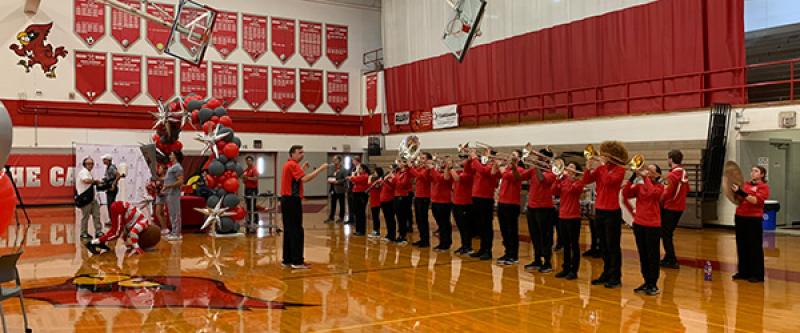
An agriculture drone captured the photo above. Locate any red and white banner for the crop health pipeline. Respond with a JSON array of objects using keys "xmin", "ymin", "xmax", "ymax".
[
  {"xmin": 110, "ymin": 0, "xmax": 141, "ymax": 49},
  {"xmin": 365, "ymin": 72, "xmax": 378, "ymax": 116},
  {"xmin": 243, "ymin": 64, "xmax": 268, "ymax": 111},
  {"xmin": 300, "ymin": 69, "xmax": 323, "ymax": 113},
  {"xmin": 326, "ymin": 24, "xmax": 348, "ymax": 68},
  {"xmin": 241, "ymin": 14, "xmax": 267, "ymax": 61},
  {"xmin": 271, "ymin": 17, "xmax": 296, "ymax": 63},
  {"xmin": 146, "ymin": 3, "xmax": 175, "ymax": 52},
  {"xmin": 327, "ymin": 72, "xmax": 348, "ymax": 113},
  {"xmin": 5, "ymin": 154, "xmax": 77, "ymax": 205},
  {"xmin": 211, "ymin": 62, "xmax": 238, "ymax": 106},
  {"xmin": 212, "ymin": 10, "xmax": 238, "ymax": 59},
  {"xmin": 410, "ymin": 109, "xmax": 433, "ymax": 132},
  {"xmin": 74, "ymin": 51, "xmax": 107, "ymax": 103},
  {"xmin": 74, "ymin": 0, "xmax": 105, "ymax": 46},
  {"xmin": 111, "ymin": 54, "xmax": 142, "ymax": 105},
  {"xmin": 146, "ymin": 57, "xmax": 175, "ymax": 102},
  {"xmin": 299, "ymin": 21, "xmax": 322, "ymax": 66},
  {"xmin": 180, "ymin": 61, "xmax": 208, "ymax": 97},
  {"xmin": 272, "ymin": 67, "xmax": 296, "ymax": 112}
]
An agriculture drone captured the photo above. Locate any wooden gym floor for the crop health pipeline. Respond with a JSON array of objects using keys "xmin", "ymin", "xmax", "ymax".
[{"xmin": 1, "ymin": 203, "xmax": 799, "ymax": 332}]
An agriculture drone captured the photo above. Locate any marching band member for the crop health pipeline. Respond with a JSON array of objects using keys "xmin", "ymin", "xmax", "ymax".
[
  {"xmin": 623, "ymin": 164, "xmax": 664, "ymax": 296},
  {"xmin": 495, "ymin": 150, "xmax": 524, "ymax": 265},
  {"xmin": 520, "ymin": 148, "xmax": 557, "ymax": 273},
  {"xmin": 429, "ymin": 158, "xmax": 455, "ymax": 252},
  {"xmin": 392, "ymin": 163, "xmax": 413, "ymax": 245},
  {"xmin": 368, "ymin": 167, "xmax": 385, "ymax": 238},
  {"xmin": 732, "ymin": 165, "xmax": 770, "ymax": 283},
  {"xmin": 451, "ymin": 159, "xmax": 475, "ymax": 255},
  {"xmin": 551, "ymin": 162, "xmax": 585, "ymax": 280},
  {"xmin": 380, "ymin": 166, "xmax": 398, "ymax": 243},
  {"xmin": 409, "ymin": 153, "xmax": 433, "ymax": 248},
  {"xmin": 465, "ymin": 149, "xmax": 501, "ymax": 260},
  {"xmin": 660, "ymin": 150, "xmax": 690, "ymax": 269},
  {"xmin": 348, "ymin": 164, "xmax": 371, "ymax": 236},
  {"xmin": 583, "ymin": 141, "xmax": 627, "ymax": 289}
]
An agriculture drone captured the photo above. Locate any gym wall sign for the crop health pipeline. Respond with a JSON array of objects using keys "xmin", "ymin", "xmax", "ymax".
[{"xmin": 9, "ymin": 22, "xmax": 68, "ymax": 78}]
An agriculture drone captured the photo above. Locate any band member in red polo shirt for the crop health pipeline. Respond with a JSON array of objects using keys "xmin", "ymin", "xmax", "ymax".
[
  {"xmin": 451, "ymin": 160, "xmax": 475, "ymax": 255},
  {"xmin": 429, "ymin": 158, "xmax": 454, "ymax": 252},
  {"xmin": 465, "ymin": 149, "xmax": 501, "ymax": 260},
  {"xmin": 389, "ymin": 163, "xmax": 413, "ymax": 245},
  {"xmin": 732, "ymin": 165, "xmax": 770, "ymax": 283},
  {"xmin": 409, "ymin": 153, "xmax": 433, "ymax": 248},
  {"xmin": 380, "ymin": 166, "xmax": 398, "ymax": 242},
  {"xmin": 496, "ymin": 151, "xmax": 524, "ymax": 266},
  {"xmin": 243, "ymin": 156, "xmax": 260, "ymax": 225},
  {"xmin": 623, "ymin": 164, "xmax": 664, "ymax": 296},
  {"xmin": 348, "ymin": 164, "xmax": 370, "ymax": 236},
  {"xmin": 583, "ymin": 141, "xmax": 627, "ymax": 289},
  {"xmin": 368, "ymin": 167, "xmax": 385, "ymax": 238},
  {"xmin": 660, "ymin": 150, "xmax": 690, "ymax": 269},
  {"xmin": 280, "ymin": 145, "xmax": 328, "ymax": 270},
  {"xmin": 551, "ymin": 162, "xmax": 585, "ymax": 280},
  {"xmin": 520, "ymin": 148, "xmax": 557, "ymax": 273}
]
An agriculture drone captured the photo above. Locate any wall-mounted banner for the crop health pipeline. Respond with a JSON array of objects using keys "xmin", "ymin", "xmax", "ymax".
[
  {"xmin": 271, "ymin": 17, "xmax": 296, "ymax": 63},
  {"xmin": 394, "ymin": 111, "xmax": 410, "ymax": 126},
  {"xmin": 74, "ymin": 51, "xmax": 107, "ymax": 103},
  {"xmin": 243, "ymin": 64, "xmax": 268, "ymax": 111},
  {"xmin": 212, "ymin": 10, "xmax": 238, "ymax": 59},
  {"xmin": 272, "ymin": 67, "xmax": 296, "ymax": 112},
  {"xmin": 146, "ymin": 3, "xmax": 174, "ymax": 52},
  {"xmin": 111, "ymin": 54, "xmax": 142, "ymax": 105},
  {"xmin": 211, "ymin": 62, "xmax": 238, "ymax": 106},
  {"xmin": 74, "ymin": 0, "xmax": 105, "ymax": 46},
  {"xmin": 325, "ymin": 24, "xmax": 348, "ymax": 68},
  {"xmin": 299, "ymin": 21, "xmax": 322, "ymax": 66},
  {"xmin": 432, "ymin": 104, "xmax": 459, "ymax": 129},
  {"xmin": 146, "ymin": 57, "xmax": 175, "ymax": 103},
  {"xmin": 300, "ymin": 69, "xmax": 323, "ymax": 112},
  {"xmin": 179, "ymin": 61, "xmax": 207, "ymax": 97},
  {"xmin": 242, "ymin": 14, "xmax": 267, "ymax": 61},
  {"xmin": 110, "ymin": 0, "xmax": 141, "ymax": 49}
]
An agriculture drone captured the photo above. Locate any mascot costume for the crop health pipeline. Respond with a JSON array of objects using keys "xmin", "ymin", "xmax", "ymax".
[{"xmin": 87, "ymin": 201, "xmax": 150, "ymax": 256}]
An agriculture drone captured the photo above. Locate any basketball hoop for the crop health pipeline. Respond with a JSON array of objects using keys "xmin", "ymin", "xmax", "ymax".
[{"xmin": 441, "ymin": 0, "xmax": 486, "ymax": 62}]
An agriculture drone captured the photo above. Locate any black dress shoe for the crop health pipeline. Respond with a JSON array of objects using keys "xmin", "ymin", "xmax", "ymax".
[
  {"xmin": 645, "ymin": 285, "xmax": 661, "ymax": 296},
  {"xmin": 591, "ymin": 276, "xmax": 609, "ymax": 285},
  {"xmin": 748, "ymin": 277, "xmax": 764, "ymax": 283},
  {"xmin": 634, "ymin": 283, "xmax": 648, "ymax": 294},
  {"xmin": 565, "ymin": 273, "xmax": 578, "ymax": 280},
  {"xmin": 604, "ymin": 280, "xmax": 622, "ymax": 289},
  {"xmin": 732, "ymin": 273, "xmax": 748, "ymax": 280},
  {"xmin": 582, "ymin": 250, "xmax": 595, "ymax": 257},
  {"xmin": 469, "ymin": 251, "xmax": 484, "ymax": 258},
  {"xmin": 660, "ymin": 260, "xmax": 680, "ymax": 269},
  {"xmin": 479, "ymin": 253, "xmax": 492, "ymax": 260},
  {"xmin": 412, "ymin": 240, "xmax": 422, "ymax": 246},
  {"xmin": 555, "ymin": 270, "xmax": 569, "ymax": 278},
  {"xmin": 416, "ymin": 242, "xmax": 430, "ymax": 248}
]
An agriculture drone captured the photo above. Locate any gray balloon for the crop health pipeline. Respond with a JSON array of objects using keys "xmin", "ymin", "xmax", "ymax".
[
  {"xmin": 0, "ymin": 108, "xmax": 11, "ymax": 168},
  {"xmin": 218, "ymin": 127, "xmax": 234, "ymax": 142},
  {"xmin": 222, "ymin": 194, "xmax": 240, "ymax": 208},
  {"xmin": 208, "ymin": 160, "xmax": 225, "ymax": 176},
  {"xmin": 218, "ymin": 217, "xmax": 238, "ymax": 233},
  {"xmin": 232, "ymin": 136, "xmax": 242, "ymax": 148},
  {"xmin": 235, "ymin": 164, "xmax": 244, "ymax": 177},
  {"xmin": 216, "ymin": 188, "xmax": 227, "ymax": 197},
  {"xmin": 198, "ymin": 108, "xmax": 214, "ymax": 124},
  {"xmin": 187, "ymin": 100, "xmax": 204, "ymax": 112},
  {"xmin": 214, "ymin": 107, "xmax": 227, "ymax": 117},
  {"xmin": 217, "ymin": 155, "xmax": 229, "ymax": 164},
  {"xmin": 207, "ymin": 195, "xmax": 220, "ymax": 208},
  {"xmin": 226, "ymin": 161, "xmax": 237, "ymax": 171}
]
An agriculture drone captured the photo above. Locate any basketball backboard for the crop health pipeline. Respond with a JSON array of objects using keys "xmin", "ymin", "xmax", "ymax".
[
  {"xmin": 442, "ymin": 0, "xmax": 486, "ymax": 62},
  {"xmin": 165, "ymin": 0, "xmax": 217, "ymax": 65}
]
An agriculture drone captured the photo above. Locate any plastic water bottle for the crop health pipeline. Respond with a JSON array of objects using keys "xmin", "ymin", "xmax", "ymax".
[{"xmin": 704, "ymin": 261, "xmax": 712, "ymax": 281}]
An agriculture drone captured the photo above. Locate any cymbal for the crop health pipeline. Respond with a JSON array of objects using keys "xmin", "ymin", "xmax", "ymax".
[{"xmin": 722, "ymin": 160, "xmax": 744, "ymax": 205}]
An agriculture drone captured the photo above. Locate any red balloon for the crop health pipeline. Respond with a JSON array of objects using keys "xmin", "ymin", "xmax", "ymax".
[
  {"xmin": 210, "ymin": 116, "xmax": 219, "ymax": 123},
  {"xmin": 219, "ymin": 115, "xmax": 233, "ymax": 127},
  {"xmin": 215, "ymin": 176, "xmax": 226, "ymax": 188},
  {"xmin": 223, "ymin": 143, "xmax": 239, "ymax": 159},
  {"xmin": 172, "ymin": 141, "xmax": 183, "ymax": 151},
  {"xmin": 169, "ymin": 101, "xmax": 178, "ymax": 112},
  {"xmin": 216, "ymin": 140, "xmax": 227, "ymax": 151},
  {"xmin": 203, "ymin": 121, "xmax": 215, "ymax": 134},
  {"xmin": 152, "ymin": 134, "xmax": 160, "ymax": 143},
  {"xmin": 191, "ymin": 110, "xmax": 199, "ymax": 123},
  {"xmin": 223, "ymin": 177, "xmax": 239, "ymax": 193},
  {"xmin": 0, "ymin": 173, "xmax": 17, "ymax": 237},
  {"xmin": 205, "ymin": 174, "xmax": 216, "ymax": 188},
  {"xmin": 207, "ymin": 99, "xmax": 222, "ymax": 109},
  {"xmin": 232, "ymin": 206, "xmax": 246, "ymax": 220}
]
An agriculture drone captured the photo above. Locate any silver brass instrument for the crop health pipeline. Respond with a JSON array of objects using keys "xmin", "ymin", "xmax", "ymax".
[{"xmin": 398, "ymin": 135, "xmax": 421, "ymax": 163}]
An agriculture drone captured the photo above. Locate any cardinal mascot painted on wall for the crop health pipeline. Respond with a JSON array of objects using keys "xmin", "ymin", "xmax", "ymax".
[{"xmin": 9, "ymin": 22, "xmax": 68, "ymax": 78}]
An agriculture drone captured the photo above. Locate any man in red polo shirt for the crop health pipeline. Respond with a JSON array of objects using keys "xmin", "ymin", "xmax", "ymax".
[
  {"xmin": 660, "ymin": 149, "xmax": 690, "ymax": 269},
  {"xmin": 281, "ymin": 145, "xmax": 328, "ymax": 270},
  {"xmin": 243, "ymin": 156, "xmax": 260, "ymax": 225}
]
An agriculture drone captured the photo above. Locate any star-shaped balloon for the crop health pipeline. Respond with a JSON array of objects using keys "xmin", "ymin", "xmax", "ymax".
[
  {"xmin": 151, "ymin": 100, "xmax": 181, "ymax": 137},
  {"xmin": 194, "ymin": 198, "xmax": 236, "ymax": 232},
  {"xmin": 168, "ymin": 96, "xmax": 197, "ymax": 130},
  {"xmin": 194, "ymin": 124, "xmax": 231, "ymax": 157}
]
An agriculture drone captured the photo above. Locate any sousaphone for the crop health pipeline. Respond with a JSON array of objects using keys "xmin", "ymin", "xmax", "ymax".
[{"xmin": 722, "ymin": 160, "xmax": 744, "ymax": 205}]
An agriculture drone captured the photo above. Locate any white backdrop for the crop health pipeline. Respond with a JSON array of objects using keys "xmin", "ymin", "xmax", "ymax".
[{"xmin": 74, "ymin": 143, "xmax": 152, "ymax": 206}]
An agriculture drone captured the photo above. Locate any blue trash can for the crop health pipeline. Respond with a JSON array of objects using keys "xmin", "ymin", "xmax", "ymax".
[{"xmin": 763, "ymin": 200, "xmax": 780, "ymax": 230}]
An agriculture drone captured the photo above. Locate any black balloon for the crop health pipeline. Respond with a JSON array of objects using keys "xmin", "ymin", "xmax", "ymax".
[
  {"xmin": 235, "ymin": 164, "xmax": 244, "ymax": 177},
  {"xmin": 226, "ymin": 161, "xmax": 237, "ymax": 171},
  {"xmin": 214, "ymin": 107, "xmax": 227, "ymax": 117},
  {"xmin": 222, "ymin": 194, "xmax": 240, "ymax": 208},
  {"xmin": 218, "ymin": 127, "xmax": 234, "ymax": 142},
  {"xmin": 232, "ymin": 136, "xmax": 242, "ymax": 147},
  {"xmin": 217, "ymin": 155, "xmax": 228, "ymax": 164},
  {"xmin": 198, "ymin": 108, "xmax": 213, "ymax": 124},
  {"xmin": 216, "ymin": 188, "xmax": 227, "ymax": 197},
  {"xmin": 218, "ymin": 217, "xmax": 238, "ymax": 233},
  {"xmin": 207, "ymin": 195, "xmax": 220, "ymax": 208},
  {"xmin": 187, "ymin": 99, "xmax": 204, "ymax": 111},
  {"xmin": 208, "ymin": 160, "xmax": 225, "ymax": 176}
]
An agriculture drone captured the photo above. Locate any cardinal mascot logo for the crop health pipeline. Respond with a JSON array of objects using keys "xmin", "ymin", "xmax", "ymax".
[{"xmin": 9, "ymin": 22, "xmax": 68, "ymax": 78}]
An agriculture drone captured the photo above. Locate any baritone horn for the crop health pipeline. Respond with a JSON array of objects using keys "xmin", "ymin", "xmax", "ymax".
[{"xmin": 398, "ymin": 135, "xmax": 421, "ymax": 163}]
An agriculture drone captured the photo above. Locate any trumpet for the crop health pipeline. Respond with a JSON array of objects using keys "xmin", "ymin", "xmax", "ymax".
[
  {"xmin": 584, "ymin": 144, "xmax": 599, "ymax": 161},
  {"xmin": 627, "ymin": 154, "xmax": 645, "ymax": 171}
]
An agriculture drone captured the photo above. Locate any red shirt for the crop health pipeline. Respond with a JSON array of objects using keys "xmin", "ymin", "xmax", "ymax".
[
  {"xmin": 465, "ymin": 158, "xmax": 500, "ymax": 199},
  {"xmin": 552, "ymin": 177, "xmax": 585, "ymax": 219},
  {"xmin": 350, "ymin": 173, "xmax": 369, "ymax": 193},
  {"xmin": 244, "ymin": 166, "xmax": 259, "ymax": 189},
  {"xmin": 622, "ymin": 177, "xmax": 665, "ymax": 227},
  {"xmin": 453, "ymin": 170, "xmax": 474, "ymax": 205},
  {"xmin": 393, "ymin": 169, "xmax": 412, "ymax": 197},
  {"xmin": 409, "ymin": 166, "xmax": 431, "ymax": 198},
  {"xmin": 583, "ymin": 163, "xmax": 626, "ymax": 211},
  {"xmin": 429, "ymin": 169, "xmax": 454, "ymax": 204},
  {"xmin": 368, "ymin": 178, "xmax": 382, "ymax": 208},
  {"xmin": 521, "ymin": 168, "xmax": 556, "ymax": 208},
  {"xmin": 662, "ymin": 165, "xmax": 690, "ymax": 212},
  {"xmin": 497, "ymin": 166, "xmax": 524, "ymax": 205},
  {"xmin": 280, "ymin": 159, "xmax": 305, "ymax": 198},
  {"xmin": 735, "ymin": 181, "xmax": 770, "ymax": 218},
  {"xmin": 380, "ymin": 177, "xmax": 395, "ymax": 203}
]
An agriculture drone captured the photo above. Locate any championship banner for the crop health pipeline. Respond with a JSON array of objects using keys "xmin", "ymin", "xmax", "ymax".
[
  {"xmin": 300, "ymin": 69, "xmax": 323, "ymax": 112},
  {"xmin": 327, "ymin": 72, "xmax": 348, "ymax": 113},
  {"xmin": 272, "ymin": 67, "xmax": 296, "ymax": 112},
  {"xmin": 394, "ymin": 111, "xmax": 410, "ymax": 125},
  {"xmin": 365, "ymin": 72, "xmax": 378, "ymax": 116},
  {"xmin": 432, "ymin": 104, "xmax": 459, "ymax": 129},
  {"xmin": 74, "ymin": 0, "xmax": 105, "ymax": 46},
  {"xmin": 325, "ymin": 24, "xmax": 348, "ymax": 68},
  {"xmin": 111, "ymin": 54, "xmax": 142, "ymax": 105},
  {"xmin": 110, "ymin": 0, "xmax": 141, "ymax": 49},
  {"xmin": 211, "ymin": 62, "xmax": 238, "ymax": 106},
  {"xmin": 271, "ymin": 17, "xmax": 296, "ymax": 63},
  {"xmin": 180, "ymin": 61, "xmax": 208, "ymax": 97},
  {"xmin": 75, "ymin": 51, "xmax": 107, "ymax": 103},
  {"xmin": 146, "ymin": 3, "xmax": 175, "ymax": 52},
  {"xmin": 243, "ymin": 64, "xmax": 268, "ymax": 111},
  {"xmin": 4, "ymin": 154, "xmax": 76, "ymax": 205},
  {"xmin": 212, "ymin": 10, "xmax": 238, "ymax": 59},
  {"xmin": 299, "ymin": 21, "xmax": 322, "ymax": 66},
  {"xmin": 242, "ymin": 14, "xmax": 267, "ymax": 61},
  {"xmin": 146, "ymin": 57, "xmax": 175, "ymax": 103}
]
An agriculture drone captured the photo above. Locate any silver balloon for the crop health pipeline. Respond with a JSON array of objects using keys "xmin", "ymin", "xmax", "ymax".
[{"xmin": 0, "ymin": 107, "xmax": 12, "ymax": 168}]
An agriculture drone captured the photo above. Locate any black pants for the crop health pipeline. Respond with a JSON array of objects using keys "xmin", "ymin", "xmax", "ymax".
[
  {"xmin": 347, "ymin": 191, "xmax": 356, "ymax": 223},
  {"xmin": 734, "ymin": 215, "xmax": 765, "ymax": 279},
  {"xmin": 432, "ymin": 203, "xmax": 452, "ymax": 248},
  {"xmin": 634, "ymin": 224, "xmax": 661, "ymax": 286},
  {"xmin": 472, "ymin": 197, "xmax": 495, "ymax": 255},
  {"xmin": 381, "ymin": 201, "xmax": 397, "ymax": 240},
  {"xmin": 453, "ymin": 204, "xmax": 473, "ymax": 250},
  {"xmin": 596, "ymin": 209, "xmax": 623, "ymax": 282},
  {"xmin": 245, "ymin": 188, "xmax": 259, "ymax": 223},
  {"xmin": 498, "ymin": 204, "xmax": 521, "ymax": 260},
  {"xmin": 527, "ymin": 207, "xmax": 554, "ymax": 265},
  {"xmin": 106, "ymin": 190, "xmax": 117, "ymax": 217},
  {"xmin": 329, "ymin": 192, "xmax": 345, "ymax": 220},
  {"xmin": 371, "ymin": 206, "xmax": 381, "ymax": 234},
  {"xmin": 354, "ymin": 192, "xmax": 368, "ymax": 234},
  {"xmin": 588, "ymin": 217, "xmax": 601, "ymax": 252},
  {"xmin": 394, "ymin": 196, "xmax": 412, "ymax": 240},
  {"xmin": 415, "ymin": 197, "xmax": 431, "ymax": 244},
  {"xmin": 280, "ymin": 196, "xmax": 304, "ymax": 265},
  {"xmin": 554, "ymin": 210, "xmax": 565, "ymax": 247},
  {"xmin": 561, "ymin": 218, "xmax": 581, "ymax": 274},
  {"xmin": 660, "ymin": 209, "xmax": 683, "ymax": 263}
]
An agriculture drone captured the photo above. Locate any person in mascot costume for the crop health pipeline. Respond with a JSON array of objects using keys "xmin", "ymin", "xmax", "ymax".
[{"xmin": 87, "ymin": 201, "xmax": 150, "ymax": 256}]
